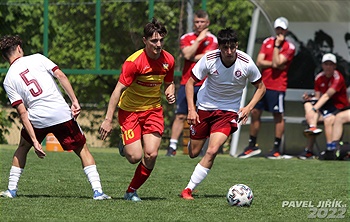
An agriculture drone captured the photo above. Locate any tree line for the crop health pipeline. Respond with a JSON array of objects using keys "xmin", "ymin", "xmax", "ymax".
[{"xmin": 0, "ymin": 0, "xmax": 254, "ymax": 145}]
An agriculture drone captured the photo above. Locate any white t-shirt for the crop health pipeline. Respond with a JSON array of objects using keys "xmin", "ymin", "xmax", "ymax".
[
  {"xmin": 3, "ymin": 53, "xmax": 72, "ymax": 128},
  {"xmin": 192, "ymin": 49, "xmax": 261, "ymax": 112}
]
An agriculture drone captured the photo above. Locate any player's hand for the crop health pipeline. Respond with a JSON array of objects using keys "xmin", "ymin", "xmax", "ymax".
[
  {"xmin": 99, "ymin": 120, "xmax": 113, "ymax": 140},
  {"xmin": 187, "ymin": 110, "xmax": 200, "ymax": 125},
  {"xmin": 197, "ymin": 28, "xmax": 209, "ymax": 42},
  {"xmin": 71, "ymin": 101, "xmax": 81, "ymax": 119},
  {"xmin": 166, "ymin": 93, "xmax": 176, "ymax": 104},
  {"xmin": 33, "ymin": 141, "xmax": 46, "ymax": 159},
  {"xmin": 237, "ymin": 108, "xmax": 249, "ymax": 125},
  {"xmin": 275, "ymin": 34, "xmax": 285, "ymax": 47}
]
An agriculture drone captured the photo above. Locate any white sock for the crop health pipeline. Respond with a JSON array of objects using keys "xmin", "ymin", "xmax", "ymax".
[
  {"xmin": 169, "ymin": 139, "xmax": 178, "ymax": 150},
  {"xmin": 8, "ymin": 166, "xmax": 23, "ymax": 191},
  {"xmin": 84, "ymin": 165, "xmax": 102, "ymax": 193},
  {"xmin": 185, "ymin": 163, "xmax": 210, "ymax": 190}
]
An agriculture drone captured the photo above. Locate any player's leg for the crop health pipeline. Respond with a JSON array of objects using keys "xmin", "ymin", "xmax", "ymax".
[
  {"xmin": 181, "ymin": 110, "xmax": 234, "ymax": 199},
  {"xmin": 56, "ymin": 119, "xmax": 111, "ymax": 200},
  {"xmin": 323, "ymin": 115, "xmax": 335, "ymax": 150},
  {"xmin": 124, "ymin": 108, "xmax": 163, "ymax": 202},
  {"xmin": 0, "ymin": 136, "xmax": 32, "ymax": 198},
  {"xmin": 167, "ymin": 85, "xmax": 188, "ymax": 156},
  {"xmin": 166, "ymin": 113, "xmax": 186, "ymax": 156}
]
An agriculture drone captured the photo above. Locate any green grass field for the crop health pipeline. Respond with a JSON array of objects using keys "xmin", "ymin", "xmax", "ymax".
[{"xmin": 0, "ymin": 144, "xmax": 349, "ymax": 221}]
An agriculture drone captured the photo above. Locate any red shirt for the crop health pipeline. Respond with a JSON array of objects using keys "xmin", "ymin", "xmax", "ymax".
[
  {"xmin": 180, "ymin": 32, "xmax": 218, "ymax": 85},
  {"xmin": 259, "ymin": 37, "xmax": 295, "ymax": 92},
  {"xmin": 314, "ymin": 70, "xmax": 349, "ymax": 109},
  {"xmin": 118, "ymin": 49, "xmax": 175, "ymax": 112}
]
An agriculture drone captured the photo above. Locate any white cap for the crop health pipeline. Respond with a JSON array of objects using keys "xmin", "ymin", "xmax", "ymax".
[
  {"xmin": 274, "ymin": 17, "xmax": 288, "ymax": 30},
  {"xmin": 322, "ymin": 53, "xmax": 337, "ymax": 64}
]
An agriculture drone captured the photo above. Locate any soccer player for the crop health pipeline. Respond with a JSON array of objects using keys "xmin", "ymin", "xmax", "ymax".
[
  {"xmin": 237, "ymin": 17, "xmax": 295, "ymax": 159},
  {"xmin": 166, "ymin": 10, "xmax": 218, "ymax": 156},
  {"xmin": 299, "ymin": 53, "xmax": 349, "ymax": 159},
  {"xmin": 0, "ymin": 35, "xmax": 111, "ymax": 200},
  {"xmin": 99, "ymin": 18, "xmax": 175, "ymax": 202},
  {"xmin": 180, "ymin": 28, "xmax": 266, "ymax": 200}
]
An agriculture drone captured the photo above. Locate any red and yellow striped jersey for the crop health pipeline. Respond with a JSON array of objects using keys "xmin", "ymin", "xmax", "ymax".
[{"xmin": 118, "ymin": 49, "xmax": 175, "ymax": 112}]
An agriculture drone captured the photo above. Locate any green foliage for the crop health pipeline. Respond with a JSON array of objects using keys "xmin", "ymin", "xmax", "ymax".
[
  {"xmin": 0, "ymin": 0, "xmax": 254, "ymax": 147},
  {"xmin": 1, "ymin": 146, "xmax": 349, "ymax": 221}
]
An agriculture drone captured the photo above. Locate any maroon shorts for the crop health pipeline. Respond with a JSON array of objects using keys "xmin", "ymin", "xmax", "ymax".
[
  {"xmin": 189, "ymin": 110, "xmax": 238, "ymax": 140},
  {"xmin": 118, "ymin": 107, "xmax": 164, "ymax": 145},
  {"xmin": 22, "ymin": 119, "xmax": 86, "ymax": 150}
]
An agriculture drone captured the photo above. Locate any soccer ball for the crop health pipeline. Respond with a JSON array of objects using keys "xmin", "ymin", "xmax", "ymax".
[{"xmin": 226, "ymin": 184, "xmax": 253, "ymax": 207}]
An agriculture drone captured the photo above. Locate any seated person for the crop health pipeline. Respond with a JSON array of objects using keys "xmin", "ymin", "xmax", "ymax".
[
  {"xmin": 319, "ymin": 107, "xmax": 350, "ymax": 160},
  {"xmin": 298, "ymin": 53, "xmax": 349, "ymax": 159}
]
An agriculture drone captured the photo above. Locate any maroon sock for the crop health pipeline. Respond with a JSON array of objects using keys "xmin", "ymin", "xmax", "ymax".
[{"xmin": 126, "ymin": 162, "xmax": 152, "ymax": 193}]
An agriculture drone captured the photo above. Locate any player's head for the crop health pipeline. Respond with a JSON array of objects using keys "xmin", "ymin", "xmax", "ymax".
[
  {"xmin": 0, "ymin": 35, "xmax": 23, "ymax": 63},
  {"xmin": 143, "ymin": 18, "xmax": 167, "ymax": 59},
  {"xmin": 193, "ymin": 10, "xmax": 210, "ymax": 34},
  {"xmin": 217, "ymin": 28, "xmax": 238, "ymax": 64},
  {"xmin": 321, "ymin": 53, "xmax": 337, "ymax": 77},
  {"xmin": 274, "ymin": 17, "xmax": 289, "ymax": 35}
]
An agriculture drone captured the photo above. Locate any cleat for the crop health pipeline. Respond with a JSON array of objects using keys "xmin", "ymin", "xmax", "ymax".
[
  {"xmin": 298, "ymin": 149, "xmax": 315, "ymax": 160},
  {"xmin": 166, "ymin": 147, "xmax": 176, "ymax": 156},
  {"xmin": 93, "ymin": 190, "xmax": 111, "ymax": 200},
  {"xmin": 303, "ymin": 127, "xmax": 322, "ymax": 136},
  {"xmin": 124, "ymin": 191, "xmax": 142, "ymax": 202},
  {"xmin": 180, "ymin": 188, "xmax": 194, "ymax": 200},
  {"xmin": 118, "ymin": 140, "xmax": 125, "ymax": 157},
  {"xmin": 266, "ymin": 149, "xmax": 282, "ymax": 159},
  {"xmin": 0, "ymin": 189, "xmax": 17, "ymax": 198},
  {"xmin": 237, "ymin": 146, "xmax": 261, "ymax": 159}
]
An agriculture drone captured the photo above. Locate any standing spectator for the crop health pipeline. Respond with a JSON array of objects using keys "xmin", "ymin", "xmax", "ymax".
[
  {"xmin": 99, "ymin": 18, "xmax": 175, "ymax": 202},
  {"xmin": 166, "ymin": 10, "xmax": 218, "ymax": 156},
  {"xmin": 0, "ymin": 35, "xmax": 111, "ymax": 200},
  {"xmin": 180, "ymin": 28, "xmax": 266, "ymax": 200},
  {"xmin": 298, "ymin": 53, "xmax": 349, "ymax": 159},
  {"xmin": 237, "ymin": 17, "xmax": 295, "ymax": 159}
]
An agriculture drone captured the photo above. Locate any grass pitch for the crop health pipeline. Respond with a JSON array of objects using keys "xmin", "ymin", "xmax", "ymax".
[{"xmin": 0, "ymin": 144, "xmax": 349, "ymax": 221}]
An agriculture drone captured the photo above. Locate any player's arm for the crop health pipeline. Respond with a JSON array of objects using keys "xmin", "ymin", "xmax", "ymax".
[
  {"xmin": 182, "ymin": 28, "xmax": 209, "ymax": 62},
  {"xmin": 238, "ymin": 80, "xmax": 266, "ymax": 124},
  {"xmin": 272, "ymin": 49, "xmax": 288, "ymax": 70},
  {"xmin": 185, "ymin": 76, "xmax": 200, "ymax": 125},
  {"xmin": 164, "ymin": 81, "xmax": 176, "ymax": 104},
  {"xmin": 54, "ymin": 69, "xmax": 81, "ymax": 118},
  {"xmin": 313, "ymin": 88, "xmax": 336, "ymax": 111},
  {"xmin": 256, "ymin": 53, "xmax": 272, "ymax": 70},
  {"xmin": 15, "ymin": 103, "xmax": 46, "ymax": 158},
  {"xmin": 99, "ymin": 81, "xmax": 127, "ymax": 140}
]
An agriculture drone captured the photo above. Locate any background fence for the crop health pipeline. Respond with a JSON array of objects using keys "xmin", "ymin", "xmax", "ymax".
[{"xmin": 0, "ymin": 0, "xmax": 254, "ymax": 148}]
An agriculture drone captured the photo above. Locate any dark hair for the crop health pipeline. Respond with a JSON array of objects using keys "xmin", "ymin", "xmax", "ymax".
[
  {"xmin": 143, "ymin": 18, "xmax": 167, "ymax": 39},
  {"xmin": 217, "ymin": 28, "xmax": 238, "ymax": 46},
  {"xmin": 0, "ymin": 35, "xmax": 22, "ymax": 61},
  {"xmin": 345, "ymin": 32, "xmax": 350, "ymax": 42},
  {"xmin": 195, "ymin": 9, "xmax": 208, "ymax": 19},
  {"xmin": 314, "ymin": 30, "xmax": 333, "ymax": 48}
]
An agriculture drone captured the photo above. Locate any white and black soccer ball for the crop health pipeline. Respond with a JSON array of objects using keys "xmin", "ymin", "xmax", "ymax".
[{"xmin": 226, "ymin": 184, "xmax": 253, "ymax": 207}]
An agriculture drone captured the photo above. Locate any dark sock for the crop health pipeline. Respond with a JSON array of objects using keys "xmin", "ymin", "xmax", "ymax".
[
  {"xmin": 248, "ymin": 136, "xmax": 257, "ymax": 147},
  {"xmin": 273, "ymin": 137, "xmax": 282, "ymax": 150}
]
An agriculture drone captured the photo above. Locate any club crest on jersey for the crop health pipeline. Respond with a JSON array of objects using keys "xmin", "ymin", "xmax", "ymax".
[
  {"xmin": 235, "ymin": 70, "xmax": 242, "ymax": 78},
  {"xmin": 204, "ymin": 40, "xmax": 210, "ymax": 46},
  {"xmin": 163, "ymin": 63, "xmax": 169, "ymax": 71}
]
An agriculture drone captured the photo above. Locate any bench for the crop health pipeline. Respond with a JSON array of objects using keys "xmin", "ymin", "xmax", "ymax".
[{"xmin": 229, "ymin": 88, "xmax": 310, "ymax": 156}]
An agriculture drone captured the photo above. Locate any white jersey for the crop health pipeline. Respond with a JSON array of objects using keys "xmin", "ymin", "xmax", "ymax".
[
  {"xmin": 3, "ymin": 53, "xmax": 72, "ymax": 128},
  {"xmin": 192, "ymin": 49, "xmax": 261, "ymax": 112}
]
